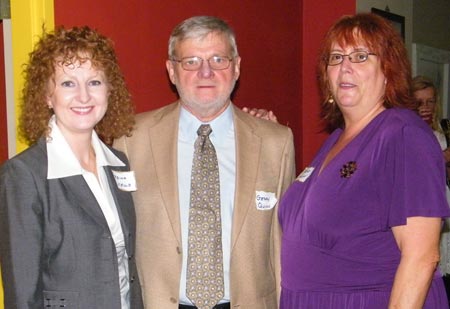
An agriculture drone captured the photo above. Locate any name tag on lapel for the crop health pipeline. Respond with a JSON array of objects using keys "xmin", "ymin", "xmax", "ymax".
[
  {"xmin": 255, "ymin": 191, "xmax": 278, "ymax": 210},
  {"xmin": 296, "ymin": 167, "xmax": 314, "ymax": 182},
  {"xmin": 112, "ymin": 170, "xmax": 137, "ymax": 192}
]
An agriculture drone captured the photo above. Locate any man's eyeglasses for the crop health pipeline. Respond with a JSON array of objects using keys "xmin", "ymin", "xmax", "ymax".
[
  {"xmin": 171, "ymin": 56, "xmax": 233, "ymax": 71},
  {"xmin": 326, "ymin": 51, "xmax": 377, "ymax": 66}
]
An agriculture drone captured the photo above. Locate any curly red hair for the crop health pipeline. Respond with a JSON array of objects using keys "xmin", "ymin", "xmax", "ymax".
[
  {"xmin": 20, "ymin": 26, "xmax": 134, "ymax": 145},
  {"xmin": 317, "ymin": 13, "xmax": 415, "ymax": 132}
]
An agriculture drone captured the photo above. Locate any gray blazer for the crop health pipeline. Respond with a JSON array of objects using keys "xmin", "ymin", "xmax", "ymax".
[{"xmin": 0, "ymin": 138, "xmax": 143, "ymax": 308}]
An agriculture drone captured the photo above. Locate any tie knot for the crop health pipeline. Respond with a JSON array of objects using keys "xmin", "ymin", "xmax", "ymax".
[{"xmin": 197, "ymin": 124, "xmax": 212, "ymax": 137}]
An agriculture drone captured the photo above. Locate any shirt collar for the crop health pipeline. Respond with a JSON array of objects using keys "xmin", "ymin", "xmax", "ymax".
[
  {"xmin": 47, "ymin": 115, "xmax": 124, "ymax": 179},
  {"xmin": 179, "ymin": 103, "xmax": 234, "ymax": 145}
]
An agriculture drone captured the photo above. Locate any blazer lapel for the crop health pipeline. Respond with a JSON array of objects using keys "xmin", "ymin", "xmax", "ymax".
[
  {"xmin": 60, "ymin": 176, "xmax": 109, "ymax": 229},
  {"xmin": 231, "ymin": 107, "xmax": 261, "ymax": 249},
  {"xmin": 149, "ymin": 103, "xmax": 182, "ymax": 244},
  {"xmin": 39, "ymin": 138, "xmax": 109, "ymax": 230}
]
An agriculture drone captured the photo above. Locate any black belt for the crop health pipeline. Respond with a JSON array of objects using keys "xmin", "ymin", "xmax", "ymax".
[{"xmin": 179, "ymin": 303, "xmax": 230, "ymax": 309}]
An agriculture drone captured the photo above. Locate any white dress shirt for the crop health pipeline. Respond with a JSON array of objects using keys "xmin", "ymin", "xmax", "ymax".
[
  {"xmin": 177, "ymin": 104, "xmax": 236, "ymax": 305},
  {"xmin": 434, "ymin": 129, "xmax": 447, "ymax": 151},
  {"xmin": 46, "ymin": 116, "xmax": 130, "ymax": 309}
]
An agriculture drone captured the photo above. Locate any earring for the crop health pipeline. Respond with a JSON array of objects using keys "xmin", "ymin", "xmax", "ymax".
[{"xmin": 327, "ymin": 95, "xmax": 335, "ymax": 104}]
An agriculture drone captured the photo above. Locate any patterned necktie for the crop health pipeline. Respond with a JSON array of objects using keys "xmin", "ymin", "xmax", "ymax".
[{"xmin": 186, "ymin": 124, "xmax": 224, "ymax": 309}]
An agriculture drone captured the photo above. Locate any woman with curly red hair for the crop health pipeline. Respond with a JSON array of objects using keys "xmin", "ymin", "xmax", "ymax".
[
  {"xmin": 0, "ymin": 26, "xmax": 143, "ymax": 308},
  {"xmin": 279, "ymin": 13, "xmax": 450, "ymax": 308}
]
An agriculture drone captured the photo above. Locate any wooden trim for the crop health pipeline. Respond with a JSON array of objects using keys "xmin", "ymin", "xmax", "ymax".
[
  {"xmin": 10, "ymin": 0, "xmax": 54, "ymax": 154},
  {"xmin": 0, "ymin": 1, "xmax": 54, "ymax": 307}
]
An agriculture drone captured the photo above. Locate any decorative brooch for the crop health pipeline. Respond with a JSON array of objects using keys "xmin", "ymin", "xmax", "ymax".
[{"xmin": 340, "ymin": 161, "xmax": 357, "ymax": 178}]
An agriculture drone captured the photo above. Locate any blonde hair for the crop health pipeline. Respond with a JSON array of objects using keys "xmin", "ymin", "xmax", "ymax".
[{"xmin": 412, "ymin": 75, "xmax": 442, "ymax": 133}]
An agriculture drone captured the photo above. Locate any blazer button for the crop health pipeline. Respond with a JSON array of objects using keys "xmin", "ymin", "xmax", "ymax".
[
  {"xmin": 130, "ymin": 276, "xmax": 135, "ymax": 283},
  {"xmin": 176, "ymin": 247, "xmax": 181, "ymax": 254},
  {"xmin": 170, "ymin": 297, "xmax": 177, "ymax": 304}
]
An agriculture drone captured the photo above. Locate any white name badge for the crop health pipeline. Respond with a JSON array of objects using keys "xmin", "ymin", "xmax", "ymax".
[
  {"xmin": 296, "ymin": 167, "xmax": 315, "ymax": 182},
  {"xmin": 112, "ymin": 170, "xmax": 137, "ymax": 192},
  {"xmin": 255, "ymin": 191, "xmax": 278, "ymax": 210}
]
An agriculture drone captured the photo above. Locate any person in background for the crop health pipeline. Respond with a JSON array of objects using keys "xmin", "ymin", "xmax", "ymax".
[
  {"xmin": 414, "ymin": 75, "xmax": 449, "ymax": 149},
  {"xmin": 413, "ymin": 75, "xmax": 450, "ymax": 169},
  {"xmin": 114, "ymin": 16, "xmax": 296, "ymax": 309},
  {"xmin": 413, "ymin": 75, "xmax": 450, "ymax": 303},
  {"xmin": 0, "ymin": 26, "xmax": 143, "ymax": 308},
  {"xmin": 278, "ymin": 13, "xmax": 450, "ymax": 308}
]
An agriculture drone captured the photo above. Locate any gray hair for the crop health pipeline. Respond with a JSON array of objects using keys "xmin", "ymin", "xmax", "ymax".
[{"xmin": 168, "ymin": 16, "xmax": 238, "ymax": 58}]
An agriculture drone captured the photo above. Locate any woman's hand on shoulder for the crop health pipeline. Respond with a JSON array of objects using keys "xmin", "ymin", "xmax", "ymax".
[{"xmin": 242, "ymin": 107, "xmax": 278, "ymax": 123}]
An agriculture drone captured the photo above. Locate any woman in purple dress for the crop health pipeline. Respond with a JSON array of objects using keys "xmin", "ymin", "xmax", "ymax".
[{"xmin": 279, "ymin": 13, "xmax": 450, "ymax": 308}]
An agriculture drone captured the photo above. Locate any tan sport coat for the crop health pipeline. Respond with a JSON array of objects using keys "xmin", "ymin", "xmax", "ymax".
[{"xmin": 114, "ymin": 102, "xmax": 295, "ymax": 308}]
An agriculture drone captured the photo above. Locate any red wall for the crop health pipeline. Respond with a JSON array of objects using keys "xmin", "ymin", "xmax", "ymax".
[
  {"xmin": 0, "ymin": 21, "xmax": 7, "ymax": 163},
  {"xmin": 54, "ymin": 1, "xmax": 355, "ymax": 171},
  {"xmin": 299, "ymin": 2, "xmax": 355, "ymax": 167}
]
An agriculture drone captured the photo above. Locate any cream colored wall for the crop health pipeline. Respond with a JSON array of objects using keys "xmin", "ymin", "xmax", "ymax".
[
  {"xmin": 356, "ymin": 0, "xmax": 413, "ymax": 57},
  {"xmin": 413, "ymin": 0, "xmax": 450, "ymax": 51},
  {"xmin": 357, "ymin": 0, "xmax": 450, "ymax": 56}
]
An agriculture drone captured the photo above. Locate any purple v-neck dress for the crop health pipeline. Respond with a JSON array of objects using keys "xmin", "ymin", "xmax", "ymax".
[{"xmin": 279, "ymin": 108, "xmax": 450, "ymax": 308}]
